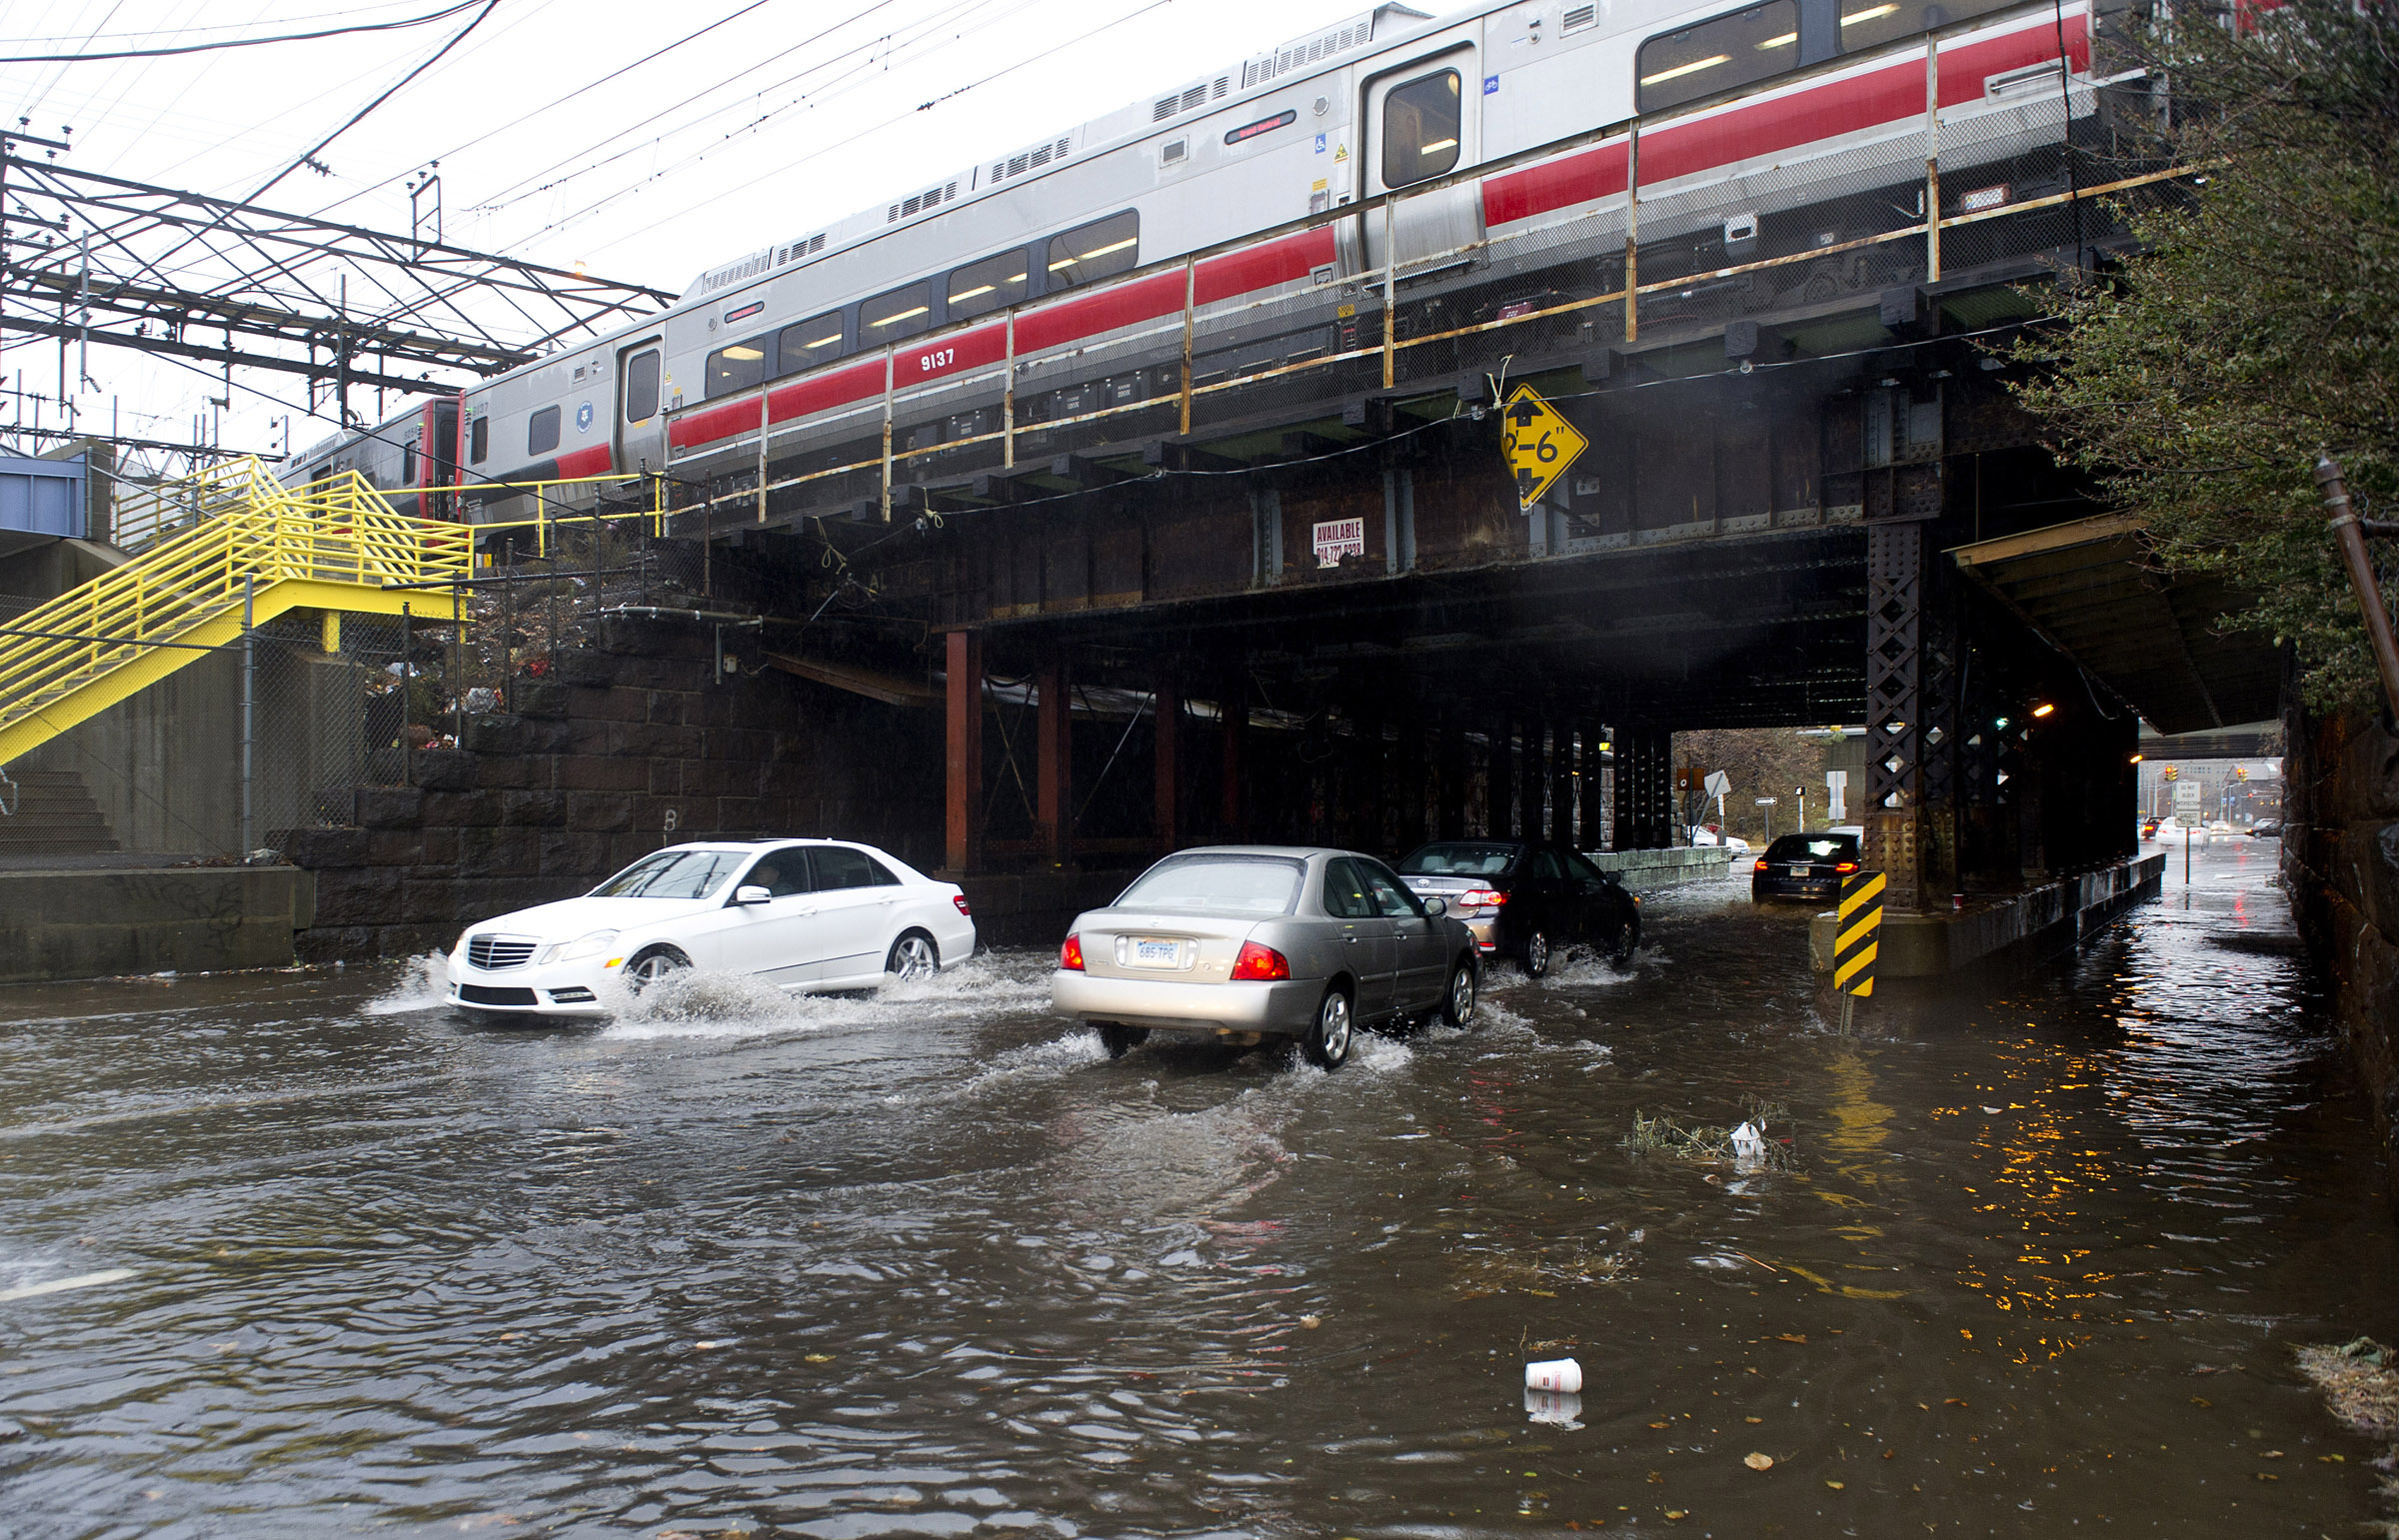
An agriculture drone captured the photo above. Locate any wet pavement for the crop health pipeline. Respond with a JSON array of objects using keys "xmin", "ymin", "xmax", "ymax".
[{"xmin": 2, "ymin": 836, "xmax": 2392, "ymax": 1538}]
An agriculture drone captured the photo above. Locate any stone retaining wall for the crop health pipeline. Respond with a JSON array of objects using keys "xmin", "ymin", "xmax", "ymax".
[
  {"xmin": 2283, "ymin": 709, "xmax": 2399, "ymax": 1157},
  {"xmin": 280, "ymin": 620, "xmax": 944, "ymax": 961}
]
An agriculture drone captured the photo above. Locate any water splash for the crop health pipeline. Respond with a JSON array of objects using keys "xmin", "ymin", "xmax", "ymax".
[{"xmin": 362, "ymin": 953, "xmax": 452, "ymax": 1016}]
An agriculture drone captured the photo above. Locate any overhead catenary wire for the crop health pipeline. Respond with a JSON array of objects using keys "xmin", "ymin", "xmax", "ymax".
[
  {"xmin": 0, "ymin": 0, "xmax": 488, "ymax": 64},
  {"xmin": 532, "ymin": 0, "xmax": 1184, "ymax": 253}
]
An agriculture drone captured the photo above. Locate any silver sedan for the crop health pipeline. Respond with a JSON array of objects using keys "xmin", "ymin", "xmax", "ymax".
[{"xmin": 1051, "ymin": 845, "xmax": 1482, "ymax": 1068}]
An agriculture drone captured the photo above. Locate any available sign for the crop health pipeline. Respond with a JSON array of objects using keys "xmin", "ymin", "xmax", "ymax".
[{"xmin": 1312, "ymin": 516, "xmax": 1365, "ymax": 568}]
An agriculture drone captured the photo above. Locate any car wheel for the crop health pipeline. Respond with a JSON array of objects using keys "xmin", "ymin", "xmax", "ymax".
[
  {"xmin": 1302, "ymin": 985, "xmax": 1353, "ymax": 1069},
  {"xmin": 1096, "ymin": 1022, "xmax": 1149, "ymax": 1059},
  {"xmin": 1608, "ymin": 915, "xmax": 1640, "ymax": 968},
  {"xmin": 624, "ymin": 946, "xmax": 691, "ymax": 993},
  {"xmin": 886, "ymin": 930, "xmax": 939, "ymax": 982},
  {"xmin": 1520, "ymin": 928, "xmax": 1552, "ymax": 979},
  {"xmin": 1440, "ymin": 957, "xmax": 1478, "ymax": 1028}
]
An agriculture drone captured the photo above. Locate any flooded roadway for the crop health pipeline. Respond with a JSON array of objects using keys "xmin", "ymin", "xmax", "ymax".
[{"xmin": 3, "ymin": 838, "xmax": 2393, "ymax": 1538}]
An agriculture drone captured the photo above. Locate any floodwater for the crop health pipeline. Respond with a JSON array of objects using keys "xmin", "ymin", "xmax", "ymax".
[{"xmin": 2, "ymin": 837, "xmax": 2391, "ymax": 1538}]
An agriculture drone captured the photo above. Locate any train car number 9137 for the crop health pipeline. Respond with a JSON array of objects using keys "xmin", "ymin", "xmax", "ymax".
[{"xmin": 920, "ymin": 348, "xmax": 956, "ymax": 374}]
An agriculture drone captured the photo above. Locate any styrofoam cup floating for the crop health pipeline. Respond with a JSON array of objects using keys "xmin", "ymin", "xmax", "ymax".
[{"xmin": 1524, "ymin": 1356, "xmax": 1582, "ymax": 1393}]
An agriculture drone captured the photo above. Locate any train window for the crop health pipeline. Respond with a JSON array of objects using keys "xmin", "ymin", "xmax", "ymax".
[
  {"xmin": 1046, "ymin": 211, "xmax": 1139, "ymax": 289},
  {"xmin": 779, "ymin": 311, "xmax": 844, "ymax": 373},
  {"xmin": 1836, "ymin": 0, "xmax": 2019, "ymax": 55},
  {"xmin": 1636, "ymin": 0, "xmax": 1799, "ymax": 112},
  {"xmin": 402, "ymin": 437, "xmax": 418, "ymax": 485},
  {"xmin": 862, "ymin": 282, "xmax": 934, "ymax": 342},
  {"xmin": 1380, "ymin": 71, "xmax": 1462, "ymax": 188},
  {"xmin": 528, "ymin": 405, "xmax": 561, "ymax": 457},
  {"xmin": 705, "ymin": 335, "xmax": 770, "ymax": 399},
  {"xmin": 470, "ymin": 416, "xmax": 489, "ymax": 465},
  {"xmin": 947, "ymin": 250, "xmax": 1029, "ymax": 321},
  {"xmin": 625, "ymin": 349, "xmax": 660, "ymax": 423}
]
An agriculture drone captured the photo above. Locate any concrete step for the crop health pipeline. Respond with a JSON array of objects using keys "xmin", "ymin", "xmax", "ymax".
[{"xmin": 0, "ymin": 768, "xmax": 121, "ymax": 855}]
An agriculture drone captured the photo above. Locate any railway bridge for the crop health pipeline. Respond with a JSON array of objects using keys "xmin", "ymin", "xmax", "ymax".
[{"xmin": 641, "ymin": 185, "xmax": 2270, "ymax": 926}]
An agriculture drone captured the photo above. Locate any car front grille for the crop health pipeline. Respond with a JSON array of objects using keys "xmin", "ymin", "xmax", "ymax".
[
  {"xmin": 468, "ymin": 934, "xmax": 537, "ymax": 970},
  {"xmin": 458, "ymin": 983, "xmax": 539, "ymax": 1006}
]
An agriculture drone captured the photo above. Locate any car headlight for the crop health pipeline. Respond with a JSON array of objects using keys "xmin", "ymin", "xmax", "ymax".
[{"xmin": 539, "ymin": 929, "xmax": 620, "ymax": 965}]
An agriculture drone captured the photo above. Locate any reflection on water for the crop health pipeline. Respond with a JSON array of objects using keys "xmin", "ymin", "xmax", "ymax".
[{"xmin": 0, "ymin": 840, "xmax": 2392, "ymax": 1537}]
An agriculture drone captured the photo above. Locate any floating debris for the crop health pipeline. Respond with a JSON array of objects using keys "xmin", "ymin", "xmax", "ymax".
[
  {"xmin": 1622, "ymin": 1099, "xmax": 1794, "ymax": 1171},
  {"xmin": 2297, "ymin": 1338, "xmax": 2399, "ymax": 1438}
]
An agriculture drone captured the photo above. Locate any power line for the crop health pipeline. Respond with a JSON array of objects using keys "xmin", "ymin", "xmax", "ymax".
[
  {"xmin": 246, "ymin": 0, "xmax": 500, "ymax": 205},
  {"xmin": 541, "ymin": 0, "xmax": 1179, "ymax": 251},
  {"xmin": 0, "ymin": 1, "xmax": 487, "ymax": 64},
  {"xmin": 305, "ymin": 0, "xmax": 886, "ymax": 222}
]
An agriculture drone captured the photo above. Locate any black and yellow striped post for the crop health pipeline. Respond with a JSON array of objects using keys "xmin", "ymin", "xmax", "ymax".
[{"xmin": 1833, "ymin": 870, "xmax": 1885, "ymax": 1028}]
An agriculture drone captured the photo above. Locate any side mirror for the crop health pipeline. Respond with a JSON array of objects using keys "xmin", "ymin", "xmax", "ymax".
[
  {"xmin": 733, "ymin": 884, "xmax": 772, "ymax": 906},
  {"xmin": 1423, "ymin": 896, "xmax": 1448, "ymax": 917}
]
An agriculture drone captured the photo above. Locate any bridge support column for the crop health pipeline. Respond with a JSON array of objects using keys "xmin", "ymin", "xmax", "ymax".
[
  {"xmin": 1863, "ymin": 515, "xmax": 1958, "ymax": 909},
  {"xmin": 1219, "ymin": 664, "xmax": 1246, "ymax": 842},
  {"xmin": 1155, "ymin": 672, "xmax": 1182, "ymax": 852},
  {"xmin": 1613, "ymin": 729, "xmax": 1674, "ymax": 850},
  {"xmin": 1519, "ymin": 719, "xmax": 1546, "ymax": 841},
  {"xmin": 1037, "ymin": 653, "xmax": 1073, "ymax": 867},
  {"xmin": 1578, "ymin": 724, "xmax": 1607, "ymax": 850},
  {"xmin": 1549, "ymin": 726, "xmax": 1575, "ymax": 847},
  {"xmin": 1488, "ymin": 718, "xmax": 1514, "ymax": 838},
  {"xmin": 944, "ymin": 630, "xmax": 984, "ymax": 873},
  {"xmin": 1437, "ymin": 716, "xmax": 1467, "ymax": 840}
]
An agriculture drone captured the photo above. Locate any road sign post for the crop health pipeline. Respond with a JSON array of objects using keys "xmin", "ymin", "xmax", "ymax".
[{"xmin": 1834, "ymin": 869, "xmax": 1885, "ymax": 1029}]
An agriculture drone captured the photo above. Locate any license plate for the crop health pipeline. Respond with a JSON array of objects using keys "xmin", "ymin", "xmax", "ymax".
[
  {"xmin": 1785, "ymin": 865, "xmax": 1808, "ymax": 876},
  {"xmin": 1130, "ymin": 937, "xmax": 1181, "ymax": 968}
]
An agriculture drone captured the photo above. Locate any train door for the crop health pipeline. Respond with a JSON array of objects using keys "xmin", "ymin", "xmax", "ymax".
[
  {"xmin": 615, "ymin": 336, "xmax": 665, "ymax": 482},
  {"xmin": 1360, "ymin": 40, "xmax": 1482, "ymax": 277}
]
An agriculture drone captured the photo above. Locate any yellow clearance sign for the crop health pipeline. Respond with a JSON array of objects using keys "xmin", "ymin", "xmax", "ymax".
[
  {"xmin": 1500, "ymin": 384, "xmax": 1588, "ymax": 510},
  {"xmin": 1834, "ymin": 870, "xmax": 1885, "ymax": 997}
]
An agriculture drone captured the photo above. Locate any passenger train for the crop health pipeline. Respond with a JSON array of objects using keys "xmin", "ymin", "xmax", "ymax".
[{"xmin": 284, "ymin": 0, "xmax": 2105, "ymax": 521}]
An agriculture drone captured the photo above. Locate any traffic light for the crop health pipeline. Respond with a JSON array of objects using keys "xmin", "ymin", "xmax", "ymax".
[
  {"xmin": 2163, "ymin": 766, "xmax": 2179, "ymax": 781},
  {"xmin": 2234, "ymin": 766, "xmax": 2248, "ymax": 780}
]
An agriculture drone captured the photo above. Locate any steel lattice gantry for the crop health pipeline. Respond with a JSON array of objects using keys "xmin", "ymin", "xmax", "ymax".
[{"xmin": 0, "ymin": 142, "xmax": 676, "ymax": 401}]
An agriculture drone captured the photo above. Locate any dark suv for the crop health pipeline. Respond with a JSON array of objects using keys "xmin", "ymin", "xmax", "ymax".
[
  {"xmin": 1393, "ymin": 839, "xmax": 1641, "ymax": 977},
  {"xmin": 1750, "ymin": 832, "xmax": 1862, "ymax": 902}
]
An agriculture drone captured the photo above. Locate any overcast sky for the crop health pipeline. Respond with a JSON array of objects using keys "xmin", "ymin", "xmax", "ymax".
[{"xmin": 0, "ymin": 0, "xmax": 1369, "ymax": 462}]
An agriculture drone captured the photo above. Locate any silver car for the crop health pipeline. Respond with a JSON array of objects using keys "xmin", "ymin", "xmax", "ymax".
[{"xmin": 1051, "ymin": 845, "xmax": 1481, "ymax": 1068}]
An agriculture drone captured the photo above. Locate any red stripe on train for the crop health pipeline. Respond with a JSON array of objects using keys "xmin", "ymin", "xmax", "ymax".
[
  {"xmin": 1481, "ymin": 14, "xmax": 2088, "ymax": 226},
  {"xmin": 555, "ymin": 444, "xmax": 613, "ymax": 479},
  {"xmin": 677, "ymin": 230, "xmax": 1333, "ymax": 452}
]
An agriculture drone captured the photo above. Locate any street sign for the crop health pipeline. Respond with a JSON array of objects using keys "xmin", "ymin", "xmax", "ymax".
[
  {"xmin": 1675, "ymin": 766, "xmax": 1709, "ymax": 791},
  {"xmin": 1755, "ymin": 796, "xmax": 1776, "ymax": 804},
  {"xmin": 1499, "ymin": 384, "xmax": 1588, "ymax": 510},
  {"xmin": 1835, "ymin": 870, "xmax": 1885, "ymax": 998}
]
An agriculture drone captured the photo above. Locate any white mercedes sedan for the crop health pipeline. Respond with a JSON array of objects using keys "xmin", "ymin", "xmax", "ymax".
[{"xmin": 446, "ymin": 839, "xmax": 976, "ymax": 1020}]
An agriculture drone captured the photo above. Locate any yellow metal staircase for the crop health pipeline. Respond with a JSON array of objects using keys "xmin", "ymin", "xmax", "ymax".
[{"xmin": 0, "ymin": 458, "xmax": 467, "ymax": 765}]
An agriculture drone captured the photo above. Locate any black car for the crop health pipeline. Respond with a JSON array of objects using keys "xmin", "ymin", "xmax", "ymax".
[
  {"xmin": 2249, "ymin": 820, "xmax": 2283, "ymax": 837},
  {"xmin": 1751, "ymin": 831, "xmax": 1863, "ymax": 902},
  {"xmin": 1393, "ymin": 839, "xmax": 1640, "ymax": 977}
]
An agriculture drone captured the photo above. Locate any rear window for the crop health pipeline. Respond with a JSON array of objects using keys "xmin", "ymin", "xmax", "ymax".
[
  {"xmin": 1118, "ymin": 854, "xmax": 1302, "ymax": 916},
  {"xmin": 1396, "ymin": 841, "xmax": 1520, "ymax": 877},
  {"xmin": 592, "ymin": 849, "xmax": 742, "ymax": 899},
  {"xmin": 811, "ymin": 846, "xmax": 900, "ymax": 890},
  {"xmin": 1763, "ymin": 834, "xmax": 1858, "ymax": 862}
]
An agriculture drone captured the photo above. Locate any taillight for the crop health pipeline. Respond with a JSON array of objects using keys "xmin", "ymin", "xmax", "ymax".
[
  {"xmin": 953, "ymin": 894, "xmax": 974, "ymax": 916},
  {"xmin": 1230, "ymin": 940, "xmax": 1290, "ymax": 981},
  {"xmin": 1461, "ymin": 887, "xmax": 1506, "ymax": 908},
  {"xmin": 1754, "ymin": 859, "xmax": 1769, "ymax": 871},
  {"xmin": 1060, "ymin": 933, "xmax": 1085, "ymax": 971},
  {"xmin": 1834, "ymin": 861, "xmax": 1859, "ymax": 874}
]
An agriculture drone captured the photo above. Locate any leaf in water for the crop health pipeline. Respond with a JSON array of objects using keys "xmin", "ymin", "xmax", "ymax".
[{"xmin": 1744, "ymin": 1452, "xmax": 1774, "ymax": 1470}]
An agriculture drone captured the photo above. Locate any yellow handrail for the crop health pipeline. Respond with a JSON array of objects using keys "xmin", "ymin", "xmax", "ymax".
[{"xmin": 0, "ymin": 459, "xmax": 472, "ymax": 761}]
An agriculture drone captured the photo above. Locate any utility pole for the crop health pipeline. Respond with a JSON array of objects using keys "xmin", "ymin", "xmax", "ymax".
[{"xmin": 2316, "ymin": 455, "xmax": 2399, "ymax": 724}]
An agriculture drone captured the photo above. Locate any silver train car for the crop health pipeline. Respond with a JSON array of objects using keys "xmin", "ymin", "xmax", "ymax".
[
  {"xmin": 282, "ymin": 396, "xmax": 461, "ymax": 520},
  {"xmin": 446, "ymin": 0, "xmax": 2106, "ymax": 520}
]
